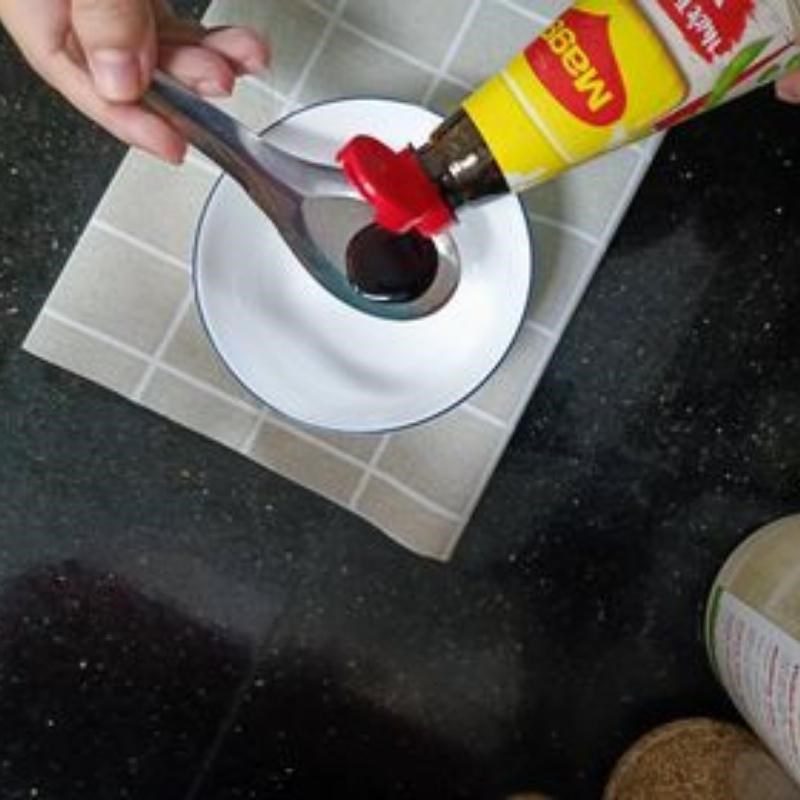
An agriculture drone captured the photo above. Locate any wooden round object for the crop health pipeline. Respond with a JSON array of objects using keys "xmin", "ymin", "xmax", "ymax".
[
  {"xmin": 604, "ymin": 718, "xmax": 800, "ymax": 800},
  {"xmin": 505, "ymin": 794, "xmax": 553, "ymax": 800}
]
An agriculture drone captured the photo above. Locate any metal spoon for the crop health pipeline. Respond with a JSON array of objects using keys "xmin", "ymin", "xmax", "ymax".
[{"xmin": 143, "ymin": 72, "xmax": 459, "ymax": 320}]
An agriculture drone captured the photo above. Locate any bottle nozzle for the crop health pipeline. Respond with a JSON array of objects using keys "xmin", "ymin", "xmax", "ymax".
[{"xmin": 336, "ymin": 135, "xmax": 454, "ymax": 236}]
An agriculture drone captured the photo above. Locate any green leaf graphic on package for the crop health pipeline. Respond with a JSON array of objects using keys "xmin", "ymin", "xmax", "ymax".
[{"xmin": 705, "ymin": 38, "xmax": 771, "ymax": 109}]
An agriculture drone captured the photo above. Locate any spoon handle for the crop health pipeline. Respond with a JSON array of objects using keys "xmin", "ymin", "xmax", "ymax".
[
  {"xmin": 144, "ymin": 72, "xmax": 354, "ymax": 199},
  {"xmin": 143, "ymin": 71, "xmax": 266, "ymax": 188}
]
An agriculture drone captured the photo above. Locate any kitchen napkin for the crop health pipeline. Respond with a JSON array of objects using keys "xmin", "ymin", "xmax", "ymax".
[{"xmin": 24, "ymin": 0, "xmax": 661, "ymax": 560}]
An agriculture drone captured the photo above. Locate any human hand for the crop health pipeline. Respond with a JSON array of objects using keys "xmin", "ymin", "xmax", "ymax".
[
  {"xmin": 0, "ymin": 0, "xmax": 269, "ymax": 163},
  {"xmin": 776, "ymin": 64, "xmax": 800, "ymax": 104}
]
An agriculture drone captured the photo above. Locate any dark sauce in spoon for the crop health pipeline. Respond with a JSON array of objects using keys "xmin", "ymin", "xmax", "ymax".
[{"xmin": 346, "ymin": 224, "xmax": 439, "ymax": 303}]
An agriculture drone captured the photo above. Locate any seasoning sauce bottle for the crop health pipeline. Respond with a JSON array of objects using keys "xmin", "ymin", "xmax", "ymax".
[{"xmin": 337, "ymin": 0, "xmax": 800, "ymax": 235}]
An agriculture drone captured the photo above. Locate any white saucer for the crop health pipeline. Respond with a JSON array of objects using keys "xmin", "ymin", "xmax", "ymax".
[{"xmin": 193, "ymin": 98, "xmax": 533, "ymax": 433}]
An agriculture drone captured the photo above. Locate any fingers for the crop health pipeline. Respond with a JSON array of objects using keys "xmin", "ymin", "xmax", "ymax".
[
  {"xmin": 153, "ymin": 0, "xmax": 269, "ymax": 75},
  {"xmin": 0, "ymin": 0, "xmax": 269, "ymax": 163},
  {"xmin": 155, "ymin": 17, "xmax": 270, "ymax": 101},
  {"xmin": 201, "ymin": 27, "xmax": 270, "ymax": 75},
  {"xmin": 44, "ymin": 50, "xmax": 187, "ymax": 163},
  {"xmin": 157, "ymin": 22, "xmax": 269, "ymax": 76},
  {"xmin": 776, "ymin": 70, "xmax": 800, "ymax": 104},
  {"xmin": 158, "ymin": 44, "xmax": 237, "ymax": 96},
  {"xmin": 72, "ymin": 0, "xmax": 157, "ymax": 101},
  {"xmin": 157, "ymin": 26, "xmax": 270, "ymax": 95}
]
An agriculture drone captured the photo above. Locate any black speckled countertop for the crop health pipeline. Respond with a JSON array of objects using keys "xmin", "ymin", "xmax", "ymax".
[{"xmin": 2, "ymin": 8, "xmax": 800, "ymax": 799}]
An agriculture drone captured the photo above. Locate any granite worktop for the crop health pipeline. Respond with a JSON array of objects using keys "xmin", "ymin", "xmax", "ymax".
[{"xmin": 1, "ymin": 7, "xmax": 800, "ymax": 799}]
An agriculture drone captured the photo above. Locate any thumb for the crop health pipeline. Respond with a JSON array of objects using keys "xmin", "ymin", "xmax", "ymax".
[
  {"xmin": 72, "ymin": 0, "xmax": 157, "ymax": 102},
  {"xmin": 776, "ymin": 70, "xmax": 800, "ymax": 104}
]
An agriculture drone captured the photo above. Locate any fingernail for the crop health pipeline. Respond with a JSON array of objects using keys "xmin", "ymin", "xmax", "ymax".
[
  {"xmin": 89, "ymin": 49, "xmax": 141, "ymax": 101},
  {"xmin": 196, "ymin": 79, "xmax": 231, "ymax": 97},
  {"xmin": 243, "ymin": 57, "xmax": 267, "ymax": 73},
  {"xmin": 776, "ymin": 78, "xmax": 800, "ymax": 103},
  {"xmin": 166, "ymin": 146, "xmax": 187, "ymax": 165},
  {"xmin": 141, "ymin": 142, "xmax": 186, "ymax": 165}
]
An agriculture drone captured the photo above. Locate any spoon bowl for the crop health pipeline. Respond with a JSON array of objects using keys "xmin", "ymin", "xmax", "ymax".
[{"xmin": 144, "ymin": 73, "xmax": 459, "ymax": 320}]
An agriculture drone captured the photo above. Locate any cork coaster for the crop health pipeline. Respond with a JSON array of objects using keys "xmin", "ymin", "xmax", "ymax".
[{"xmin": 603, "ymin": 718, "xmax": 800, "ymax": 800}]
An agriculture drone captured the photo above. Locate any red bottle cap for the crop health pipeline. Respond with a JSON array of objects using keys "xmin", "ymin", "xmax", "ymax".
[{"xmin": 336, "ymin": 135, "xmax": 454, "ymax": 236}]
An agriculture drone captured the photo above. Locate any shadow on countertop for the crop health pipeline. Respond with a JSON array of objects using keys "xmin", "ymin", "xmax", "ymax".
[{"xmin": 0, "ymin": 562, "xmax": 497, "ymax": 800}]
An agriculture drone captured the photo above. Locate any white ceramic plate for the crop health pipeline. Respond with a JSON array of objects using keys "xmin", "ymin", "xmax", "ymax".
[{"xmin": 194, "ymin": 98, "xmax": 533, "ymax": 433}]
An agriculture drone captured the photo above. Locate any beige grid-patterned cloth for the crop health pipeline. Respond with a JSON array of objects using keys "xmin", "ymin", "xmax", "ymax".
[{"xmin": 24, "ymin": 0, "xmax": 661, "ymax": 560}]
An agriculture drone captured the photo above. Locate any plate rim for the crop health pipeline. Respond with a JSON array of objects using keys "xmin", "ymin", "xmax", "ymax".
[{"xmin": 192, "ymin": 95, "xmax": 536, "ymax": 434}]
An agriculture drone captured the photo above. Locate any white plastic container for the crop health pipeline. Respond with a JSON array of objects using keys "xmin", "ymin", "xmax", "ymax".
[{"xmin": 706, "ymin": 514, "xmax": 800, "ymax": 787}]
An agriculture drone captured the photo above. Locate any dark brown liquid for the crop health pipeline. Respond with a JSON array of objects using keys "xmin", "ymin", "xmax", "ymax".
[{"xmin": 346, "ymin": 224, "xmax": 439, "ymax": 303}]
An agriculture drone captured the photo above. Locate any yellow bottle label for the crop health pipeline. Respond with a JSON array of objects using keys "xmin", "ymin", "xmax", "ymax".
[{"xmin": 464, "ymin": 0, "xmax": 688, "ymax": 190}]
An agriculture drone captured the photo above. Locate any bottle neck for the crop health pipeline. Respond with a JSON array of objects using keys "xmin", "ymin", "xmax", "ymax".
[{"xmin": 417, "ymin": 109, "xmax": 509, "ymax": 211}]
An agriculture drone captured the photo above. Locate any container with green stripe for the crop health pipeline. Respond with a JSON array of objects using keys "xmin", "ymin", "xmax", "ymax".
[{"xmin": 705, "ymin": 514, "xmax": 800, "ymax": 787}]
